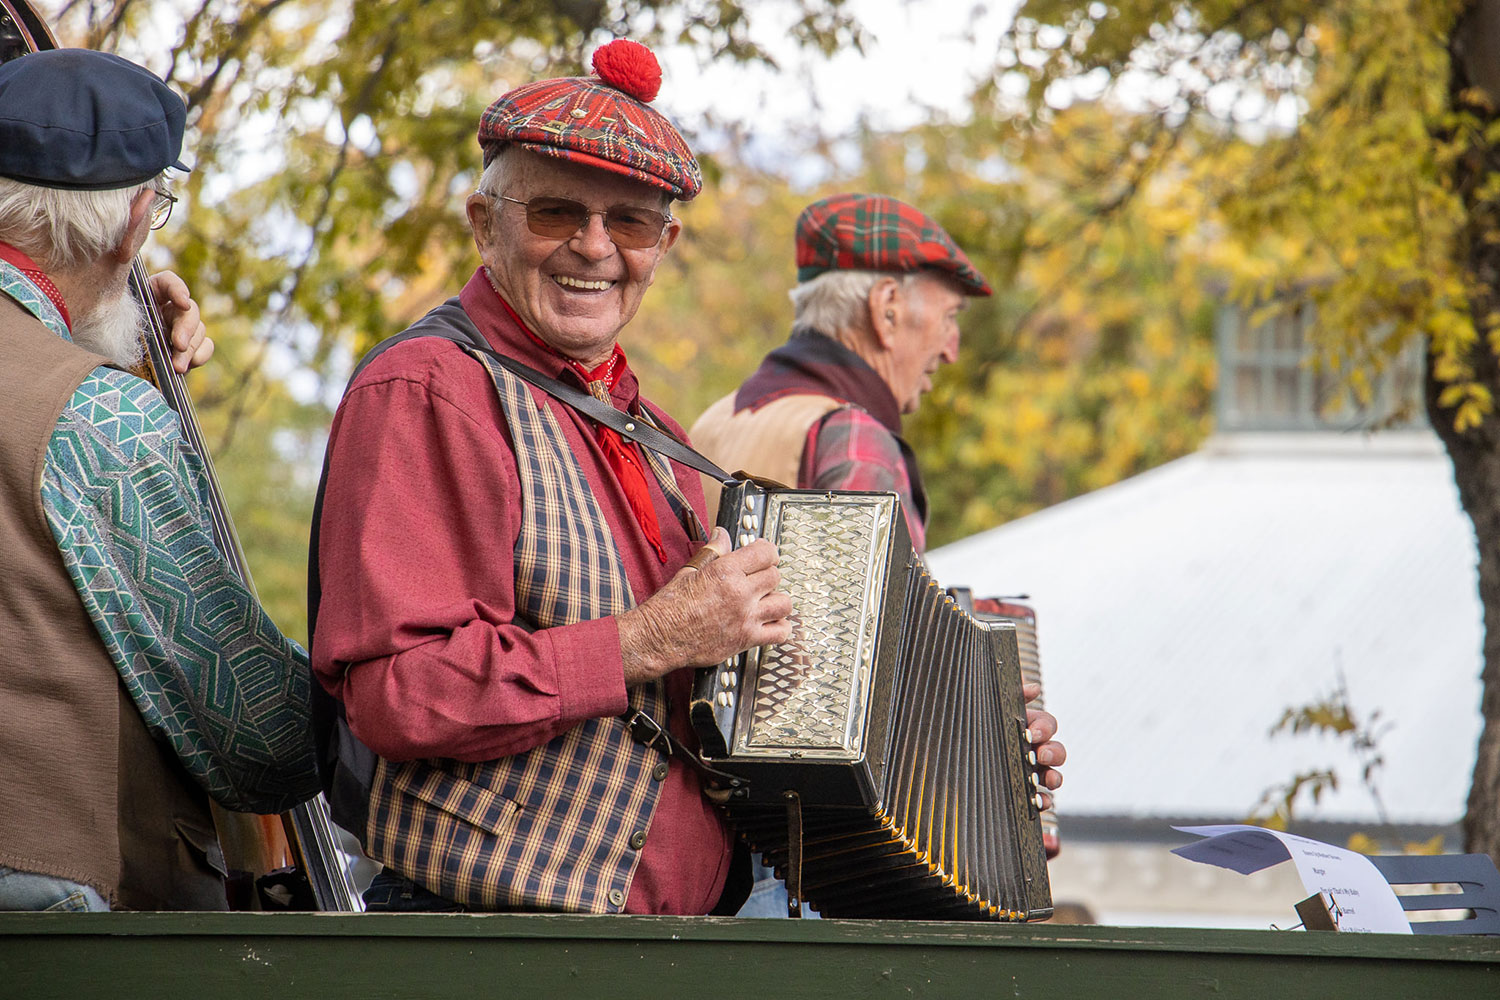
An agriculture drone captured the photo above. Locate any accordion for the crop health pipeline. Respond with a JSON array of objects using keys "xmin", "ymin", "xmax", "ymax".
[
  {"xmin": 949, "ymin": 592, "xmax": 1062, "ymax": 860},
  {"xmin": 691, "ymin": 482, "xmax": 1052, "ymax": 921}
]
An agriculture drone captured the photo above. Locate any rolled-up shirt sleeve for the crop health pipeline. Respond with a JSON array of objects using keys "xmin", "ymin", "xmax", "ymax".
[{"xmin": 312, "ymin": 344, "xmax": 628, "ymax": 763}]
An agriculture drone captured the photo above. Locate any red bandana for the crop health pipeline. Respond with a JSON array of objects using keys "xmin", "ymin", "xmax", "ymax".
[
  {"xmin": 492, "ymin": 293, "xmax": 668, "ymax": 563},
  {"xmin": 0, "ymin": 242, "xmax": 71, "ymax": 329}
]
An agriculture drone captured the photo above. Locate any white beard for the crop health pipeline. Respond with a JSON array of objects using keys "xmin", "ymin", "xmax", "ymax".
[{"xmin": 72, "ymin": 284, "xmax": 146, "ymax": 370}]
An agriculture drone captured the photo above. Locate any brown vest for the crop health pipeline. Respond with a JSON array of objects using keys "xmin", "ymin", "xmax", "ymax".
[
  {"xmin": 688, "ymin": 391, "xmax": 844, "ymax": 521},
  {"xmin": 0, "ymin": 295, "xmax": 225, "ymax": 909}
]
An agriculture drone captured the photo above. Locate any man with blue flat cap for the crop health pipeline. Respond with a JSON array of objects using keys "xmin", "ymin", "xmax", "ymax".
[{"xmin": 0, "ymin": 48, "xmax": 319, "ymax": 912}]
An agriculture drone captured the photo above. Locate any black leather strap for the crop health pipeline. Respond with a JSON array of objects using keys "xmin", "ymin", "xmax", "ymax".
[{"xmin": 371, "ymin": 299, "xmax": 736, "ymax": 485}]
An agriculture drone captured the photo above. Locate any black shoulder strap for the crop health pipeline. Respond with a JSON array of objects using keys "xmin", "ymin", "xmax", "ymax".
[{"xmin": 355, "ymin": 299, "xmax": 734, "ymax": 484}]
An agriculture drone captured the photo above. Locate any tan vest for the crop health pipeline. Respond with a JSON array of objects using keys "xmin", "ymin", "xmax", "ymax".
[
  {"xmin": 688, "ymin": 391, "xmax": 845, "ymax": 522},
  {"xmin": 0, "ymin": 296, "xmax": 224, "ymax": 908}
]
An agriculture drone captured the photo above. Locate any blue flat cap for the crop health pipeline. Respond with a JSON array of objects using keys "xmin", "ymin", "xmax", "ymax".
[{"xmin": 0, "ymin": 49, "xmax": 189, "ymax": 191}]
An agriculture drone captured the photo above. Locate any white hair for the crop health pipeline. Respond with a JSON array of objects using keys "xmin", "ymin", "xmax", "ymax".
[
  {"xmin": 0, "ymin": 174, "xmax": 160, "ymax": 271},
  {"xmin": 789, "ymin": 269, "xmax": 919, "ymax": 337},
  {"xmin": 475, "ymin": 151, "xmax": 514, "ymax": 199}
]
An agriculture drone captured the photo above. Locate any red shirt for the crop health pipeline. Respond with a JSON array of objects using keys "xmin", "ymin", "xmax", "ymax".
[{"xmin": 313, "ymin": 269, "xmax": 732, "ymax": 914}]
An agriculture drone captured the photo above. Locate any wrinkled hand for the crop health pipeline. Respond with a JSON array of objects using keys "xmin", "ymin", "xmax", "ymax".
[
  {"xmin": 148, "ymin": 270, "xmax": 213, "ymax": 373},
  {"xmin": 1023, "ymin": 681, "xmax": 1065, "ymax": 811},
  {"xmin": 618, "ymin": 527, "xmax": 793, "ymax": 686}
]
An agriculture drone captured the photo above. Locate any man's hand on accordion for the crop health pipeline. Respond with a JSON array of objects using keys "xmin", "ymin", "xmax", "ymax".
[
  {"xmin": 1023, "ymin": 682, "xmax": 1066, "ymax": 810},
  {"xmin": 617, "ymin": 527, "xmax": 794, "ymax": 686}
]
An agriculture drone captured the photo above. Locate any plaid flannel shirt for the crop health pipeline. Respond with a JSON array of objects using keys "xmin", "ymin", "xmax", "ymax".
[
  {"xmin": 699, "ymin": 328, "xmax": 929, "ymax": 552},
  {"xmin": 800, "ymin": 406, "xmax": 925, "ymax": 553}
]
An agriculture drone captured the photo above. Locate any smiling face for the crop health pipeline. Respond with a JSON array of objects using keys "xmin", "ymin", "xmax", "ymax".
[
  {"xmin": 886, "ymin": 272, "xmax": 967, "ymax": 414},
  {"xmin": 467, "ymin": 149, "xmax": 681, "ymax": 367}
]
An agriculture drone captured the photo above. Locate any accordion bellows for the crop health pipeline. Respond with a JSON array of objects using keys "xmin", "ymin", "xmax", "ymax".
[{"xmin": 692, "ymin": 484, "xmax": 1052, "ymax": 921}]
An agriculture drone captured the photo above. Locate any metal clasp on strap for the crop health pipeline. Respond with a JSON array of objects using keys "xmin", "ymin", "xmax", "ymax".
[
  {"xmin": 624, "ymin": 710, "xmax": 748, "ymax": 793},
  {"xmin": 626, "ymin": 710, "xmax": 673, "ymax": 757}
]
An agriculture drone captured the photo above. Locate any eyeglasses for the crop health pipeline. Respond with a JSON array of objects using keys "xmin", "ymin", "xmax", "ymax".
[
  {"xmin": 149, "ymin": 189, "xmax": 178, "ymax": 231},
  {"xmin": 495, "ymin": 194, "xmax": 671, "ymax": 250}
]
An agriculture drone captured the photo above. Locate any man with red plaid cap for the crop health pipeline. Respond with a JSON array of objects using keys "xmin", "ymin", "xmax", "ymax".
[
  {"xmin": 310, "ymin": 41, "xmax": 790, "ymax": 914},
  {"xmin": 691, "ymin": 194, "xmax": 1066, "ymax": 917},
  {"xmin": 692, "ymin": 193, "xmax": 993, "ymax": 552}
]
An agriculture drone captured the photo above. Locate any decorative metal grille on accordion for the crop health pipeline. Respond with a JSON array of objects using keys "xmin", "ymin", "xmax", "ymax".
[{"xmin": 691, "ymin": 482, "xmax": 1053, "ymax": 921}]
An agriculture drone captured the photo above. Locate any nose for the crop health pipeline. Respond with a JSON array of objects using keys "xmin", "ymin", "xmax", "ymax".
[
  {"xmin": 569, "ymin": 211, "xmax": 617, "ymax": 260},
  {"xmin": 940, "ymin": 329, "xmax": 960, "ymax": 365}
]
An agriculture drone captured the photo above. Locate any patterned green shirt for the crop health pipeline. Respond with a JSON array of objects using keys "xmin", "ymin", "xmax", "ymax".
[{"xmin": 3, "ymin": 259, "xmax": 317, "ymax": 814}]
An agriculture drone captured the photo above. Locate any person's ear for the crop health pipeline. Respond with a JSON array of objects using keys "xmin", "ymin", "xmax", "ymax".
[
  {"xmin": 658, "ymin": 215, "xmax": 682, "ymax": 253},
  {"xmin": 867, "ymin": 277, "xmax": 902, "ymax": 349},
  {"xmin": 465, "ymin": 192, "xmax": 494, "ymax": 248},
  {"xmin": 115, "ymin": 188, "xmax": 156, "ymax": 263}
]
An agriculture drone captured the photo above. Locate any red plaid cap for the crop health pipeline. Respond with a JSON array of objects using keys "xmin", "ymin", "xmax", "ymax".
[
  {"xmin": 794, "ymin": 193, "xmax": 992, "ymax": 296},
  {"xmin": 477, "ymin": 40, "xmax": 701, "ymax": 200}
]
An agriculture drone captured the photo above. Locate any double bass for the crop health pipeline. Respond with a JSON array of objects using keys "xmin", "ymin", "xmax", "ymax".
[{"xmin": 0, "ymin": 0, "xmax": 359, "ymax": 912}]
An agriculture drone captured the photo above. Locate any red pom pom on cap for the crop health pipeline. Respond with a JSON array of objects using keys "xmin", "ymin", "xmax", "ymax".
[{"xmin": 591, "ymin": 39, "xmax": 662, "ymax": 103}]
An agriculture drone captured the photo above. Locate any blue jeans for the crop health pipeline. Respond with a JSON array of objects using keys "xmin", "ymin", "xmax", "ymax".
[
  {"xmin": 734, "ymin": 853, "xmax": 821, "ymax": 918},
  {"xmin": 362, "ymin": 870, "xmax": 465, "ymax": 913},
  {"xmin": 0, "ymin": 866, "xmax": 109, "ymax": 912}
]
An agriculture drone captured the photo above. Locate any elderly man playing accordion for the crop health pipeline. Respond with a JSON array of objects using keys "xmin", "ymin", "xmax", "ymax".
[
  {"xmin": 311, "ymin": 40, "xmax": 794, "ymax": 915},
  {"xmin": 0, "ymin": 49, "xmax": 319, "ymax": 912},
  {"xmin": 312, "ymin": 41, "xmax": 1064, "ymax": 915}
]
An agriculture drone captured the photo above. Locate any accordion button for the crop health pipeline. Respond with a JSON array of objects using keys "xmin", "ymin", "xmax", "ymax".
[
  {"xmin": 630, "ymin": 830, "xmax": 648, "ymax": 850},
  {"xmin": 651, "ymin": 761, "xmax": 669, "ymax": 781},
  {"xmin": 608, "ymin": 889, "xmax": 625, "ymax": 907}
]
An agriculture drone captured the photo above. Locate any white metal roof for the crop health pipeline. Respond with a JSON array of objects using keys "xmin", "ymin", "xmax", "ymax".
[{"xmin": 926, "ymin": 431, "xmax": 1484, "ymax": 825}]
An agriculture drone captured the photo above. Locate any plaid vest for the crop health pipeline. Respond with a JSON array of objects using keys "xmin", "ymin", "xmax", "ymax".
[{"xmin": 365, "ymin": 349, "xmax": 704, "ymax": 912}]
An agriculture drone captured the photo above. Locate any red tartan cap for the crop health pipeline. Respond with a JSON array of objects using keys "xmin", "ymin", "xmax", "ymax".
[
  {"xmin": 794, "ymin": 193, "xmax": 992, "ymax": 296},
  {"xmin": 477, "ymin": 39, "xmax": 701, "ymax": 200}
]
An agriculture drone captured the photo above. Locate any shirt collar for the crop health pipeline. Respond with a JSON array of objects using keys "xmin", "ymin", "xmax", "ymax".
[
  {"xmin": 0, "ymin": 242, "xmax": 72, "ymax": 337},
  {"xmin": 736, "ymin": 328, "xmax": 903, "ymax": 435}
]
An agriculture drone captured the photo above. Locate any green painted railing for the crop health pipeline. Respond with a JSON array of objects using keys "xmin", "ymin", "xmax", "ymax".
[{"xmin": 1, "ymin": 913, "xmax": 1494, "ymax": 998}]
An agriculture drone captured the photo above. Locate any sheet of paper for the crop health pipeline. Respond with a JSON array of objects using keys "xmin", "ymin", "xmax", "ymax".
[{"xmin": 1172, "ymin": 824, "xmax": 1412, "ymax": 934}]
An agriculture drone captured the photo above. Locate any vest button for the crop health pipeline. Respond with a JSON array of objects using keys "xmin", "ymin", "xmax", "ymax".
[
  {"xmin": 608, "ymin": 888, "xmax": 625, "ymax": 907},
  {"xmin": 651, "ymin": 761, "xmax": 669, "ymax": 781},
  {"xmin": 629, "ymin": 829, "xmax": 648, "ymax": 850}
]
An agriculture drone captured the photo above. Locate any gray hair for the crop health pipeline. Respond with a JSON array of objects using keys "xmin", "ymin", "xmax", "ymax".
[
  {"xmin": 789, "ymin": 269, "xmax": 919, "ymax": 337},
  {"xmin": 0, "ymin": 175, "xmax": 161, "ymax": 271}
]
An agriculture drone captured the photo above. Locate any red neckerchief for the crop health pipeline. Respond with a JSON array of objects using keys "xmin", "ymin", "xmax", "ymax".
[
  {"xmin": 492, "ymin": 292, "xmax": 668, "ymax": 564},
  {"xmin": 0, "ymin": 242, "xmax": 72, "ymax": 330}
]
